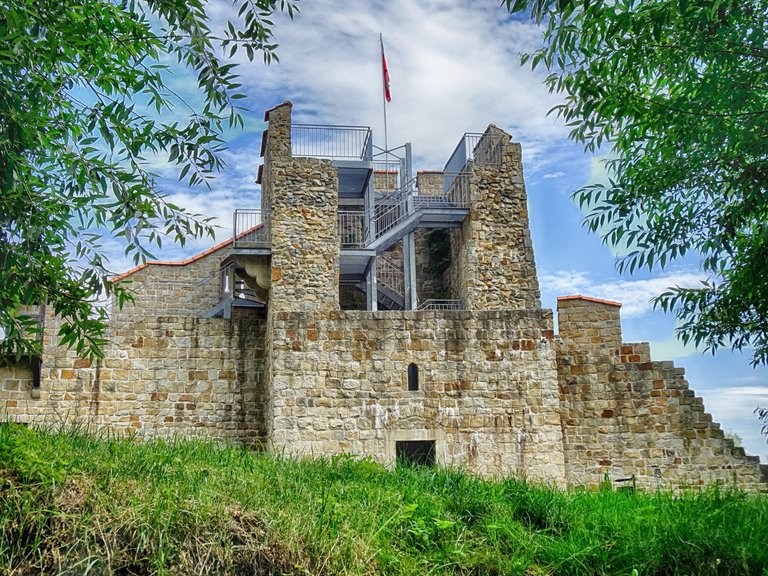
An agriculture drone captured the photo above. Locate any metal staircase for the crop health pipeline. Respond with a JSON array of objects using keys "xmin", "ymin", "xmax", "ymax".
[
  {"xmin": 338, "ymin": 172, "xmax": 470, "ymax": 310},
  {"xmin": 337, "ymin": 173, "xmax": 471, "ymax": 254},
  {"xmin": 373, "ymin": 253, "xmax": 405, "ymax": 310},
  {"xmin": 371, "ymin": 174, "xmax": 470, "ymax": 253},
  {"xmin": 230, "ymin": 124, "xmax": 506, "ymax": 312}
]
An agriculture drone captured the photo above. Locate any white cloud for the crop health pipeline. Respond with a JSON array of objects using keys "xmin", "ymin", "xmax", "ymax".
[
  {"xmin": 646, "ymin": 334, "xmax": 702, "ymax": 360},
  {"xmin": 696, "ymin": 387, "xmax": 768, "ymax": 463},
  {"xmin": 232, "ymin": 0, "xmax": 569, "ymax": 168},
  {"xmin": 585, "ymin": 154, "xmax": 613, "ymax": 188},
  {"xmin": 540, "ymin": 269, "xmax": 592, "ymax": 295},
  {"xmin": 541, "ymin": 269, "xmax": 706, "ymax": 317}
]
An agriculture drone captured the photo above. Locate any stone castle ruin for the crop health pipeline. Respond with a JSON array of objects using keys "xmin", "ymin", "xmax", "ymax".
[{"xmin": 2, "ymin": 101, "xmax": 766, "ymax": 490}]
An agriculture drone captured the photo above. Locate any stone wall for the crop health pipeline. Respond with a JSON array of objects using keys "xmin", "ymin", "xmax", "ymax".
[
  {"xmin": 264, "ymin": 103, "xmax": 340, "ymax": 313},
  {"xmin": 268, "ymin": 308, "xmax": 566, "ymax": 483},
  {"xmin": 416, "ymin": 171, "xmax": 444, "ymax": 197},
  {"xmin": 444, "ymin": 127, "xmax": 541, "ymax": 311},
  {"xmin": 374, "ymin": 170, "xmax": 399, "ymax": 192},
  {"xmin": 557, "ymin": 295, "xmax": 623, "ymax": 349},
  {"xmin": 110, "ymin": 248, "xmax": 228, "ymax": 323},
  {"xmin": 2, "ymin": 99, "xmax": 765, "ymax": 492},
  {"xmin": 557, "ymin": 296, "xmax": 768, "ymax": 490},
  {"xmin": 2, "ymin": 244, "xmax": 269, "ymax": 448},
  {"xmin": 414, "ymin": 229, "xmax": 448, "ymax": 301},
  {"xmin": 1, "ymin": 315, "xmax": 268, "ymax": 447},
  {"xmin": 445, "ymin": 216, "xmax": 472, "ymax": 305}
]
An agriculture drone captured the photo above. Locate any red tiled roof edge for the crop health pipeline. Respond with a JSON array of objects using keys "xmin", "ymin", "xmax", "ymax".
[
  {"xmin": 110, "ymin": 236, "xmax": 235, "ymax": 283},
  {"xmin": 557, "ymin": 295, "xmax": 622, "ymax": 308}
]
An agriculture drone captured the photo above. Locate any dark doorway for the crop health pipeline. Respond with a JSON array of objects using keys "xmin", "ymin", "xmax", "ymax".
[{"xmin": 396, "ymin": 440, "xmax": 436, "ymax": 467}]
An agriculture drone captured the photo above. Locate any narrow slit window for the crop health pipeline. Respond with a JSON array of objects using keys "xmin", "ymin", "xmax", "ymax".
[
  {"xmin": 30, "ymin": 355, "xmax": 41, "ymax": 389},
  {"xmin": 407, "ymin": 363, "xmax": 419, "ymax": 391}
]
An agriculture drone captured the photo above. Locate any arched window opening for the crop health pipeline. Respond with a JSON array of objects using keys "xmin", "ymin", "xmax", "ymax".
[{"xmin": 407, "ymin": 363, "xmax": 419, "ymax": 391}]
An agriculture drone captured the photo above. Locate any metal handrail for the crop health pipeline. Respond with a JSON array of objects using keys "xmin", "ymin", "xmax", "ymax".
[
  {"xmin": 444, "ymin": 133, "xmax": 483, "ymax": 175},
  {"xmin": 443, "ymin": 132, "xmax": 505, "ymax": 191},
  {"xmin": 219, "ymin": 260, "xmax": 235, "ymax": 299},
  {"xmin": 292, "ymin": 124, "xmax": 373, "ymax": 160},
  {"xmin": 377, "ymin": 253, "xmax": 404, "ymax": 297},
  {"xmin": 444, "ymin": 171, "xmax": 471, "ymax": 207},
  {"xmin": 472, "ymin": 133, "xmax": 505, "ymax": 166},
  {"xmin": 372, "ymin": 173, "xmax": 470, "ymax": 243},
  {"xmin": 219, "ymin": 261, "xmax": 260, "ymax": 303},
  {"xmin": 338, "ymin": 210, "xmax": 366, "ymax": 248},
  {"xmin": 233, "ymin": 162, "xmax": 470, "ymax": 255},
  {"xmin": 372, "ymin": 179, "xmax": 416, "ymax": 239},
  {"xmin": 233, "ymin": 209, "xmax": 270, "ymax": 249},
  {"xmin": 418, "ymin": 299, "xmax": 464, "ymax": 310}
]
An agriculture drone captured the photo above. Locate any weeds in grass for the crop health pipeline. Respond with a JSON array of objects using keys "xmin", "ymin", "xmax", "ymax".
[{"xmin": 0, "ymin": 423, "xmax": 766, "ymax": 575}]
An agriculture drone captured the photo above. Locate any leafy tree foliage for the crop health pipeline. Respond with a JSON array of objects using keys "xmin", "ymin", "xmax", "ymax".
[
  {"xmin": 757, "ymin": 407, "xmax": 768, "ymax": 442},
  {"xmin": 506, "ymin": 0, "xmax": 768, "ymax": 365},
  {"xmin": 1, "ymin": 0, "xmax": 296, "ymax": 359}
]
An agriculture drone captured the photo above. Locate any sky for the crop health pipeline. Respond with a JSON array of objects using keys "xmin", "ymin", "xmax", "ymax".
[{"xmin": 119, "ymin": 0, "xmax": 768, "ymax": 461}]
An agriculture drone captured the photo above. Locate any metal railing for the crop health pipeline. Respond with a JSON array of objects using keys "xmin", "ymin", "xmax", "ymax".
[
  {"xmin": 219, "ymin": 260, "xmax": 261, "ymax": 303},
  {"xmin": 376, "ymin": 253, "xmax": 404, "ymax": 298},
  {"xmin": 232, "ymin": 174, "xmax": 469, "ymax": 254},
  {"xmin": 219, "ymin": 260, "xmax": 235, "ymax": 299},
  {"xmin": 444, "ymin": 133, "xmax": 481, "ymax": 176},
  {"xmin": 472, "ymin": 133, "xmax": 504, "ymax": 166},
  {"xmin": 233, "ymin": 151, "xmax": 472, "ymax": 254},
  {"xmin": 444, "ymin": 171, "xmax": 472, "ymax": 207},
  {"xmin": 373, "ymin": 182, "xmax": 412, "ymax": 239},
  {"xmin": 338, "ymin": 210, "xmax": 366, "ymax": 248},
  {"xmin": 372, "ymin": 174, "xmax": 471, "ymax": 244},
  {"xmin": 233, "ymin": 209, "xmax": 270, "ymax": 249},
  {"xmin": 291, "ymin": 124, "xmax": 373, "ymax": 160},
  {"xmin": 418, "ymin": 299, "xmax": 465, "ymax": 311},
  {"xmin": 443, "ymin": 132, "xmax": 505, "ymax": 191}
]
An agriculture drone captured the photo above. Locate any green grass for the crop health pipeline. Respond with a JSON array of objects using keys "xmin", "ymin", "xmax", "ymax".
[{"xmin": 1, "ymin": 423, "xmax": 767, "ymax": 575}]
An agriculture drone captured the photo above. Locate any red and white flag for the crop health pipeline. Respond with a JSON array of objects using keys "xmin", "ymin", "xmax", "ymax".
[{"xmin": 380, "ymin": 34, "xmax": 391, "ymax": 103}]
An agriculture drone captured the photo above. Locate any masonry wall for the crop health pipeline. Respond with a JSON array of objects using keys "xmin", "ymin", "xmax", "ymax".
[
  {"xmin": 3, "ymin": 99, "xmax": 765, "ymax": 492},
  {"xmin": 2, "ymin": 249, "xmax": 267, "ymax": 447},
  {"xmin": 110, "ymin": 250, "xmax": 228, "ymax": 323},
  {"xmin": 373, "ymin": 170, "xmax": 399, "ymax": 192},
  {"xmin": 413, "ymin": 229, "xmax": 448, "ymax": 301},
  {"xmin": 1, "ymin": 315, "xmax": 269, "ymax": 447},
  {"xmin": 556, "ymin": 297, "xmax": 768, "ymax": 490},
  {"xmin": 264, "ymin": 103, "xmax": 340, "ymax": 313},
  {"xmin": 268, "ymin": 308, "xmax": 566, "ymax": 482},
  {"xmin": 444, "ymin": 127, "xmax": 541, "ymax": 310},
  {"xmin": 445, "ymin": 213, "xmax": 473, "ymax": 306}
]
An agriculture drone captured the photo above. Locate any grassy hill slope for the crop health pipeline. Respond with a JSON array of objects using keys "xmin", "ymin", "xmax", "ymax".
[{"xmin": 1, "ymin": 423, "xmax": 766, "ymax": 575}]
